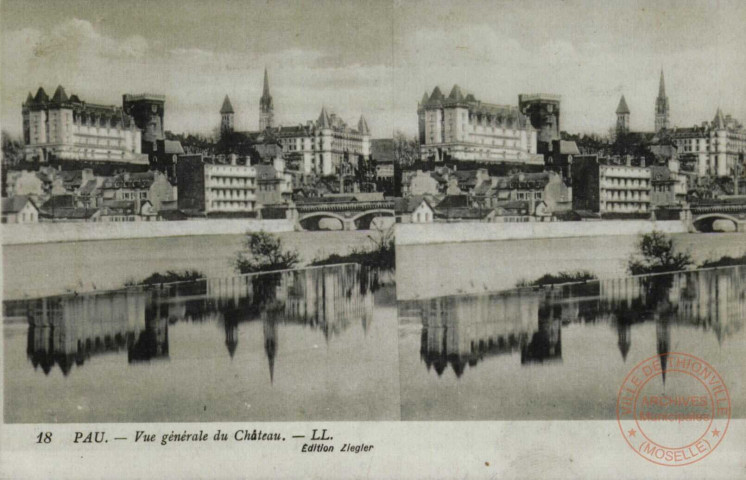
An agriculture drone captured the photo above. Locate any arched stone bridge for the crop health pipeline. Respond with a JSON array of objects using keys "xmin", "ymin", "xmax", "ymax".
[
  {"xmin": 295, "ymin": 200, "xmax": 395, "ymax": 231},
  {"xmin": 688, "ymin": 204, "xmax": 746, "ymax": 232}
]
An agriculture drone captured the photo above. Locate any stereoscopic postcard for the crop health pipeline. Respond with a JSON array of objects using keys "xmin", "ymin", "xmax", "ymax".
[{"xmin": 2, "ymin": 0, "xmax": 745, "ymax": 478}]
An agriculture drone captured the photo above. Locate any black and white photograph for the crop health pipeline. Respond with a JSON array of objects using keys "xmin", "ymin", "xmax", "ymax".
[{"xmin": 1, "ymin": 0, "xmax": 745, "ymax": 478}]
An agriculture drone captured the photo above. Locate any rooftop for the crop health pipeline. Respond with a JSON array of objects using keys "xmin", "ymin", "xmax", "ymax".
[{"xmin": 2, "ymin": 196, "xmax": 37, "ymax": 214}]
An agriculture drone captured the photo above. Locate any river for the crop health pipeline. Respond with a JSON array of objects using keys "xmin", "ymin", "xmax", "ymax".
[{"xmin": 2, "ymin": 230, "xmax": 375, "ymax": 300}]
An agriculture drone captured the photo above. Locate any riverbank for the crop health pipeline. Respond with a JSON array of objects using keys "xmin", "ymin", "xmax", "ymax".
[
  {"xmin": 396, "ymin": 231, "xmax": 746, "ymax": 300},
  {"xmin": 2, "ymin": 230, "xmax": 374, "ymax": 300}
]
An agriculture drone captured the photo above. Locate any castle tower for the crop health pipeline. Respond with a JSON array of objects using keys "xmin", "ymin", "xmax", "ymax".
[
  {"xmin": 518, "ymin": 94, "xmax": 561, "ymax": 152},
  {"xmin": 259, "ymin": 68, "xmax": 274, "ymax": 130},
  {"xmin": 654, "ymin": 70, "xmax": 670, "ymax": 132},
  {"xmin": 616, "ymin": 95, "xmax": 630, "ymax": 136},
  {"xmin": 122, "ymin": 93, "xmax": 166, "ymax": 148},
  {"xmin": 220, "ymin": 95, "xmax": 234, "ymax": 136}
]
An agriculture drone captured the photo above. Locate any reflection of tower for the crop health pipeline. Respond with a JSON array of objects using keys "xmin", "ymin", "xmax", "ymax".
[
  {"xmin": 654, "ymin": 70, "xmax": 670, "ymax": 133},
  {"xmin": 259, "ymin": 68, "xmax": 274, "ymax": 130},
  {"xmin": 263, "ymin": 313, "xmax": 277, "ymax": 384},
  {"xmin": 220, "ymin": 95, "xmax": 235, "ymax": 137},
  {"xmin": 521, "ymin": 302, "xmax": 562, "ymax": 364},
  {"xmin": 518, "ymin": 94, "xmax": 561, "ymax": 153},
  {"xmin": 616, "ymin": 95, "xmax": 630, "ymax": 136}
]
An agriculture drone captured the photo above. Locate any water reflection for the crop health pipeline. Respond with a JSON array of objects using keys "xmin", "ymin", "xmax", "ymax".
[
  {"xmin": 7, "ymin": 264, "xmax": 380, "ymax": 380},
  {"xmin": 399, "ymin": 267, "xmax": 746, "ymax": 379}
]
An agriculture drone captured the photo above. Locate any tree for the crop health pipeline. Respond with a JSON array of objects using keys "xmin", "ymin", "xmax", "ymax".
[
  {"xmin": 234, "ymin": 231, "xmax": 300, "ymax": 274},
  {"xmin": 627, "ymin": 231, "xmax": 693, "ymax": 275},
  {"xmin": 2, "ymin": 130, "xmax": 23, "ymax": 166},
  {"xmin": 393, "ymin": 130, "xmax": 419, "ymax": 167}
]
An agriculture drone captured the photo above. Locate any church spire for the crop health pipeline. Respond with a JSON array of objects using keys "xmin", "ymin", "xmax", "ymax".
[
  {"xmin": 655, "ymin": 69, "xmax": 670, "ymax": 132},
  {"xmin": 259, "ymin": 67, "xmax": 274, "ymax": 130},
  {"xmin": 262, "ymin": 68, "xmax": 270, "ymax": 97}
]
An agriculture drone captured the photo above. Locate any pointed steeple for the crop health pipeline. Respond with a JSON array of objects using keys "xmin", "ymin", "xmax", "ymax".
[
  {"xmin": 25, "ymin": 92, "xmax": 33, "ymax": 104},
  {"xmin": 220, "ymin": 95, "xmax": 235, "ymax": 113},
  {"xmin": 317, "ymin": 106, "xmax": 331, "ymax": 128},
  {"xmin": 655, "ymin": 70, "xmax": 670, "ymax": 132},
  {"xmin": 220, "ymin": 95, "xmax": 234, "ymax": 114},
  {"xmin": 616, "ymin": 95, "xmax": 630, "ymax": 114},
  {"xmin": 713, "ymin": 107, "xmax": 726, "ymax": 129},
  {"xmin": 357, "ymin": 115, "xmax": 370, "ymax": 135},
  {"xmin": 259, "ymin": 67, "xmax": 274, "ymax": 130},
  {"xmin": 429, "ymin": 86, "xmax": 444, "ymax": 103},
  {"xmin": 421, "ymin": 91, "xmax": 429, "ymax": 105},
  {"xmin": 33, "ymin": 87, "xmax": 49, "ymax": 104},
  {"xmin": 262, "ymin": 67, "xmax": 270, "ymax": 97},
  {"xmin": 448, "ymin": 84, "xmax": 464, "ymax": 101},
  {"xmin": 51, "ymin": 85, "xmax": 68, "ymax": 103}
]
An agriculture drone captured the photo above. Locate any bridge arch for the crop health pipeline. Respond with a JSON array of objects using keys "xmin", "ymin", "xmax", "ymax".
[
  {"xmin": 350, "ymin": 209, "xmax": 395, "ymax": 230},
  {"xmin": 692, "ymin": 213, "xmax": 740, "ymax": 232},
  {"xmin": 298, "ymin": 212, "xmax": 347, "ymax": 231}
]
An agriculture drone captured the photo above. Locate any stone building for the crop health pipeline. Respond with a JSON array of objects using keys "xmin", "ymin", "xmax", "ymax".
[
  {"xmin": 274, "ymin": 108, "xmax": 371, "ymax": 176},
  {"xmin": 670, "ymin": 110, "xmax": 746, "ymax": 177},
  {"xmin": 1, "ymin": 196, "xmax": 39, "ymax": 223},
  {"xmin": 99, "ymin": 171, "xmax": 176, "ymax": 211},
  {"xmin": 417, "ymin": 85, "xmax": 541, "ymax": 165},
  {"xmin": 255, "ymin": 157, "xmax": 293, "ymax": 206},
  {"xmin": 22, "ymin": 86, "xmax": 147, "ymax": 164}
]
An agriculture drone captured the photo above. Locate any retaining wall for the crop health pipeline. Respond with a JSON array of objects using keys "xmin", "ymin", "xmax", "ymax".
[
  {"xmin": 395, "ymin": 220, "xmax": 686, "ymax": 246},
  {"xmin": 1, "ymin": 219, "xmax": 295, "ymax": 245}
]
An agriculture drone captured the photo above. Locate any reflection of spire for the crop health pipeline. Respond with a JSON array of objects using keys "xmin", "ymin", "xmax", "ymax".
[
  {"xmin": 223, "ymin": 308, "xmax": 240, "ymax": 359},
  {"xmin": 656, "ymin": 317, "xmax": 670, "ymax": 386},
  {"xmin": 224, "ymin": 320, "xmax": 238, "ymax": 359},
  {"xmin": 616, "ymin": 320, "xmax": 631, "ymax": 361},
  {"xmin": 263, "ymin": 314, "xmax": 277, "ymax": 385}
]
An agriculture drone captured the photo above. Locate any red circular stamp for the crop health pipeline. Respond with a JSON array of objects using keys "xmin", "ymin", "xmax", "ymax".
[{"xmin": 617, "ymin": 352, "xmax": 730, "ymax": 466}]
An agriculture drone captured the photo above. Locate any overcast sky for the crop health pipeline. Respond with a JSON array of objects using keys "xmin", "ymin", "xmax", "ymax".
[{"xmin": 2, "ymin": 0, "xmax": 745, "ymax": 139}]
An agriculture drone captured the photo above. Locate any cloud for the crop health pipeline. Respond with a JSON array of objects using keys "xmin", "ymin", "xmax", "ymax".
[
  {"xmin": 1, "ymin": 18, "xmax": 394, "ymax": 138},
  {"xmin": 392, "ymin": 21, "xmax": 746, "ymax": 136}
]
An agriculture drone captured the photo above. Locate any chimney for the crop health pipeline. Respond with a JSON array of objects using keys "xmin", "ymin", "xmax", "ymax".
[
  {"xmin": 640, "ymin": 157, "xmax": 645, "ymax": 168},
  {"xmin": 229, "ymin": 153, "xmax": 237, "ymax": 166},
  {"xmin": 626, "ymin": 155, "xmax": 631, "ymax": 167}
]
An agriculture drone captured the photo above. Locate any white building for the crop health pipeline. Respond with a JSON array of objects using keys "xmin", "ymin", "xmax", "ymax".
[
  {"xmin": 670, "ymin": 109, "xmax": 746, "ymax": 177},
  {"xmin": 274, "ymin": 108, "xmax": 371, "ymax": 176},
  {"xmin": 417, "ymin": 85, "xmax": 542, "ymax": 165},
  {"xmin": 598, "ymin": 164, "xmax": 651, "ymax": 214},
  {"xmin": 1, "ymin": 196, "xmax": 39, "ymax": 223},
  {"xmin": 572, "ymin": 156, "xmax": 651, "ymax": 215},
  {"xmin": 22, "ymin": 86, "xmax": 147, "ymax": 165},
  {"xmin": 176, "ymin": 154, "xmax": 257, "ymax": 216}
]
